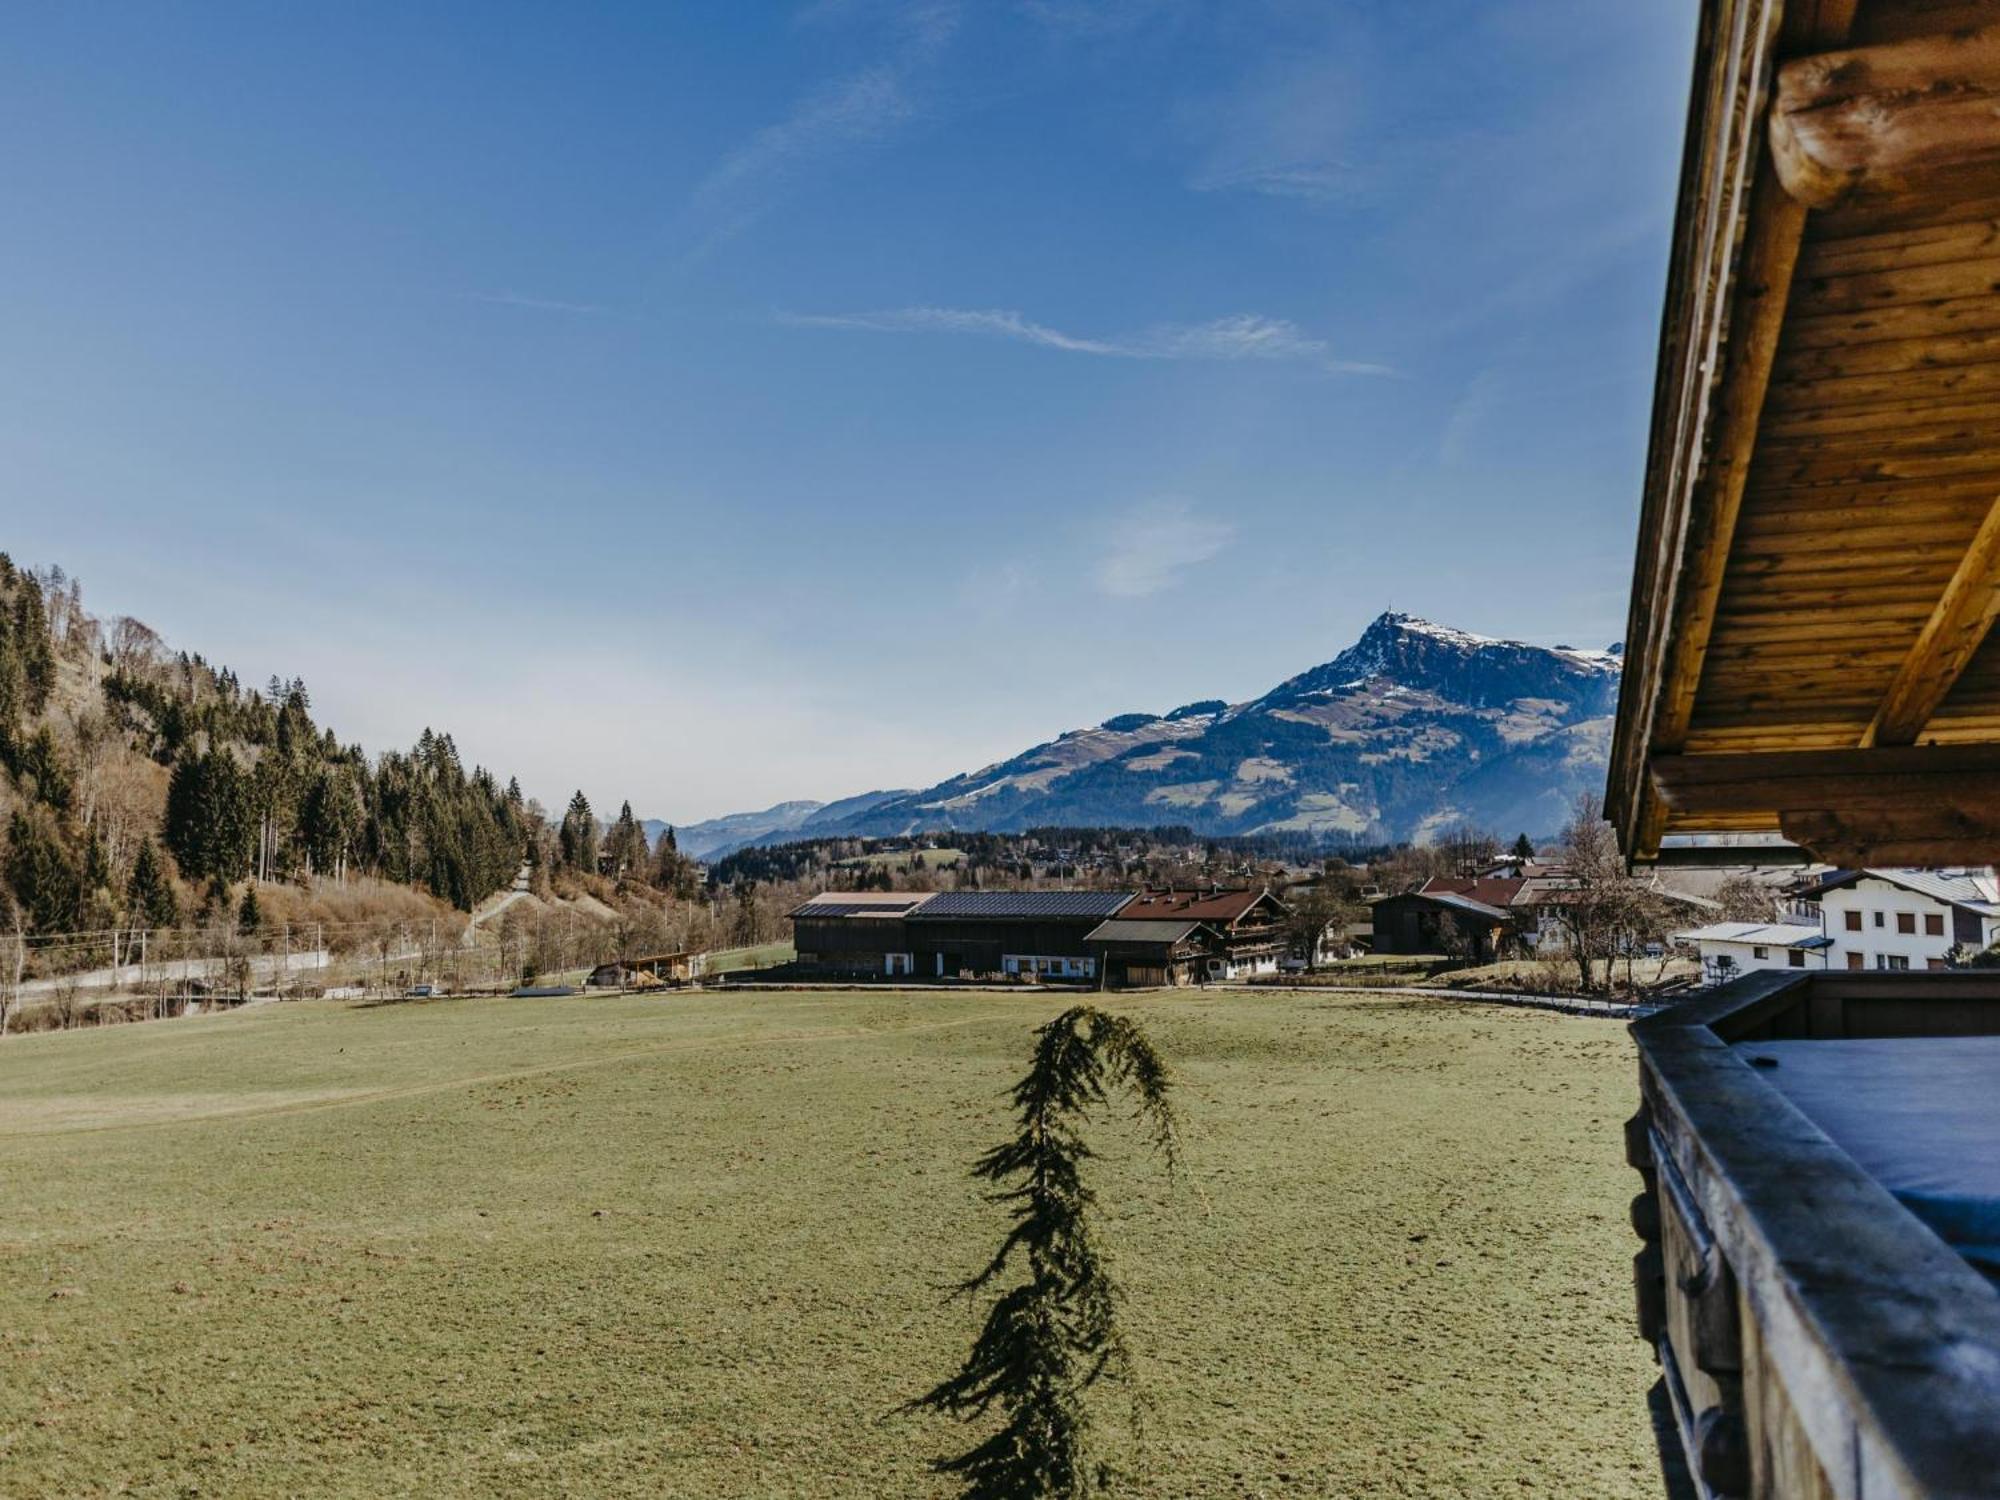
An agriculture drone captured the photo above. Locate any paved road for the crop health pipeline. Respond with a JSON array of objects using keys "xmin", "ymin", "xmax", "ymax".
[{"xmin": 16, "ymin": 948, "xmax": 334, "ymax": 1000}]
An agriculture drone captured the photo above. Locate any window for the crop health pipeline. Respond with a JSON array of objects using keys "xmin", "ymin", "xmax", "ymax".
[
  {"xmin": 1844, "ymin": 910, "xmax": 1862, "ymax": 932},
  {"xmin": 1897, "ymin": 912, "xmax": 1916, "ymax": 935},
  {"xmin": 1929, "ymin": 958, "xmax": 1949, "ymax": 972},
  {"xmin": 1846, "ymin": 952, "xmax": 1865, "ymax": 971},
  {"xmin": 1752, "ymin": 946, "xmax": 1768, "ymax": 959},
  {"xmin": 1926, "ymin": 914, "xmax": 1945, "ymax": 938},
  {"xmin": 1876, "ymin": 954, "xmax": 1910, "ymax": 971},
  {"xmin": 1874, "ymin": 911, "xmax": 1886, "ymax": 928},
  {"xmin": 1788, "ymin": 950, "xmax": 1805, "ymax": 968}
]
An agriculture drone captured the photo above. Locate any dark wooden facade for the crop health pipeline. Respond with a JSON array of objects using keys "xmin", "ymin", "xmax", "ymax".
[
  {"xmin": 1368, "ymin": 891, "xmax": 1511, "ymax": 959},
  {"xmin": 1085, "ymin": 919, "xmax": 1215, "ymax": 988},
  {"xmin": 905, "ymin": 916, "xmax": 1102, "ymax": 980},
  {"xmin": 791, "ymin": 914, "xmax": 913, "ymax": 976},
  {"xmin": 786, "ymin": 894, "xmax": 933, "ymax": 978}
]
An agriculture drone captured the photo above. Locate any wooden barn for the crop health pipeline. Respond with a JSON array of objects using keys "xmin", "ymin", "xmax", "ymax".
[
  {"xmin": 1609, "ymin": 2, "xmax": 2000, "ymax": 1494},
  {"xmin": 786, "ymin": 892, "xmax": 935, "ymax": 978},
  {"xmin": 903, "ymin": 890, "xmax": 1133, "ymax": 981}
]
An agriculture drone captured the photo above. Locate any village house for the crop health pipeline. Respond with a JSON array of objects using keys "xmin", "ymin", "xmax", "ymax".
[
  {"xmin": 1800, "ymin": 868, "xmax": 2000, "ymax": 973},
  {"xmin": 1676, "ymin": 921, "xmax": 1831, "ymax": 984},
  {"xmin": 1368, "ymin": 886, "xmax": 1514, "ymax": 960},
  {"xmin": 1111, "ymin": 887, "xmax": 1291, "ymax": 979}
]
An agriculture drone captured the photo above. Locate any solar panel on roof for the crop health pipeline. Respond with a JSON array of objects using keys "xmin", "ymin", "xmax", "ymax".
[
  {"xmin": 790, "ymin": 896, "xmax": 933, "ymax": 919},
  {"xmin": 910, "ymin": 891, "xmax": 1133, "ymax": 920}
]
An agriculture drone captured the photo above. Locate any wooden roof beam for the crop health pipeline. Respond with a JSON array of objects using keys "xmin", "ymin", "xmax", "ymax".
[
  {"xmin": 1648, "ymin": 178, "xmax": 1810, "ymax": 753},
  {"xmin": 1773, "ymin": 24, "xmax": 2000, "ymax": 208},
  {"xmin": 1862, "ymin": 493, "xmax": 2000, "ymax": 747},
  {"xmin": 1649, "ymin": 744, "xmax": 2000, "ymax": 863}
]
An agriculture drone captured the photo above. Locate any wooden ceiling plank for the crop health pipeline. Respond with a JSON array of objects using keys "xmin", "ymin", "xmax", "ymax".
[
  {"xmin": 1764, "ymin": 400, "xmax": 2000, "ymax": 440},
  {"xmin": 1766, "ymin": 362, "xmax": 2000, "ymax": 412},
  {"xmin": 1775, "ymin": 327, "xmax": 2000, "ymax": 382},
  {"xmin": 1804, "ymin": 217, "xmax": 2000, "ymax": 277},
  {"xmin": 1851, "ymin": 1, "xmax": 2000, "ymax": 48},
  {"xmin": 1861, "ymin": 493, "xmax": 2000, "ymax": 745},
  {"xmin": 1786, "ymin": 293, "xmax": 2000, "ymax": 350}
]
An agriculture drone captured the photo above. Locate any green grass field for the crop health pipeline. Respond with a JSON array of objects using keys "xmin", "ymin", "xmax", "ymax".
[
  {"xmin": 0, "ymin": 988, "xmax": 1660, "ymax": 1498},
  {"xmin": 701, "ymin": 940, "xmax": 795, "ymax": 973}
]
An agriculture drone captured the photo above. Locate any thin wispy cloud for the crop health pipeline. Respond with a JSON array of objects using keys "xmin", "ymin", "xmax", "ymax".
[
  {"xmin": 1181, "ymin": 52, "xmax": 1358, "ymax": 203},
  {"xmin": 464, "ymin": 291, "xmax": 604, "ymax": 315},
  {"xmin": 681, "ymin": 2, "xmax": 960, "ymax": 261},
  {"xmin": 1094, "ymin": 498, "xmax": 1237, "ymax": 598},
  {"xmin": 779, "ymin": 306, "xmax": 1392, "ymax": 375}
]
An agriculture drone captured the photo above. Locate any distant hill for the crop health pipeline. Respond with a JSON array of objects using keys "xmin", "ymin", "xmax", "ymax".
[
  {"xmin": 646, "ymin": 788, "xmax": 913, "ymax": 860},
  {"xmin": 676, "ymin": 613, "xmax": 1620, "ymax": 850}
]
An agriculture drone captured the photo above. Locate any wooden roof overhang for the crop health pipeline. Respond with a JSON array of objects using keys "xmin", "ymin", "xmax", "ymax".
[{"xmin": 1610, "ymin": 0, "xmax": 2000, "ymax": 865}]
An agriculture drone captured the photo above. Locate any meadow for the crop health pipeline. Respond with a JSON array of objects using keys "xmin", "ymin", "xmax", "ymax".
[{"xmin": 0, "ymin": 987, "xmax": 1660, "ymax": 1498}]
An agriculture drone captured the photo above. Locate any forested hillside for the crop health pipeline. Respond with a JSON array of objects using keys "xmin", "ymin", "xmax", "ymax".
[{"xmin": 0, "ymin": 556, "xmax": 658, "ymax": 961}]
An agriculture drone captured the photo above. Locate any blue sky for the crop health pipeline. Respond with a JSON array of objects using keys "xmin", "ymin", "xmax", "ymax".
[{"xmin": 2, "ymin": 1, "xmax": 1695, "ymax": 822}]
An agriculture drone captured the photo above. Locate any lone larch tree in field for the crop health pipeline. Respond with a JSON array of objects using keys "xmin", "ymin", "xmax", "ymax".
[{"xmin": 916, "ymin": 1005, "xmax": 1182, "ymax": 1500}]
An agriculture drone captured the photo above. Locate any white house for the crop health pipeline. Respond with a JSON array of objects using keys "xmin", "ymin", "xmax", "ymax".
[
  {"xmin": 1803, "ymin": 868, "xmax": 2000, "ymax": 972},
  {"xmin": 1678, "ymin": 922, "xmax": 1832, "ymax": 984}
]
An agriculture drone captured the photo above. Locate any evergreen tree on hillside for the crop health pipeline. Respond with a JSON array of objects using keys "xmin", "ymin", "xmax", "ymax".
[
  {"xmin": 0, "ymin": 606, "xmax": 22, "ymax": 739},
  {"xmin": 1512, "ymin": 832, "xmax": 1534, "ymax": 861},
  {"xmin": 559, "ymin": 791, "xmax": 597, "ymax": 872},
  {"xmin": 164, "ymin": 749, "xmax": 256, "ymax": 884},
  {"xmin": 605, "ymin": 801, "xmax": 648, "ymax": 879},
  {"xmin": 238, "ymin": 885, "xmax": 261, "ymax": 934},
  {"xmin": 12, "ymin": 727, "xmax": 73, "ymax": 812},
  {"xmin": 11, "ymin": 575, "xmax": 55, "ymax": 718},
  {"xmin": 4, "ymin": 809, "xmax": 81, "ymax": 934},
  {"xmin": 300, "ymin": 764, "xmax": 364, "ymax": 880},
  {"xmin": 127, "ymin": 839, "xmax": 181, "ymax": 930},
  {"xmin": 653, "ymin": 825, "xmax": 700, "ymax": 898}
]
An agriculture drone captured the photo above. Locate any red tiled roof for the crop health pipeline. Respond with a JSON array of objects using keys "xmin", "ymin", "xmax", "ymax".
[
  {"xmin": 1419, "ymin": 876, "xmax": 1527, "ymax": 910},
  {"xmin": 1118, "ymin": 888, "xmax": 1276, "ymax": 923}
]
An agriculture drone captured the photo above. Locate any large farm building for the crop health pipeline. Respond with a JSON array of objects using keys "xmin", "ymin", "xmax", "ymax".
[{"xmin": 787, "ymin": 886, "xmax": 1292, "ymax": 986}]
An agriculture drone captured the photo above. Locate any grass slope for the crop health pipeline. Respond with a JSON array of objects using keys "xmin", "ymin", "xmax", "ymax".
[{"xmin": 0, "ymin": 989, "xmax": 1659, "ymax": 1498}]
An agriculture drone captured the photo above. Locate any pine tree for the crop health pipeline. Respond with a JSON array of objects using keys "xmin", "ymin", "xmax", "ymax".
[
  {"xmin": 12, "ymin": 576, "xmax": 55, "ymax": 717},
  {"xmin": 1512, "ymin": 832, "xmax": 1534, "ymax": 861},
  {"xmin": 559, "ymin": 791, "xmax": 597, "ymax": 872},
  {"xmin": 917, "ymin": 1006, "xmax": 1182, "ymax": 1499},
  {"xmin": 164, "ymin": 749, "xmax": 256, "ymax": 883},
  {"xmin": 606, "ymin": 800, "xmax": 647, "ymax": 879},
  {"xmin": 238, "ymin": 885, "xmax": 261, "ymax": 935},
  {"xmin": 3, "ymin": 809, "xmax": 81, "ymax": 934},
  {"xmin": 127, "ymin": 839, "xmax": 181, "ymax": 930}
]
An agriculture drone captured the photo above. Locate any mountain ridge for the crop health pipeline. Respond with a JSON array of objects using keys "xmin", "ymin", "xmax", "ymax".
[{"xmin": 663, "ymin": 613, "xmax": 1620, "ymax": 855}]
